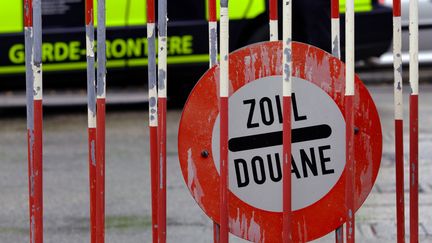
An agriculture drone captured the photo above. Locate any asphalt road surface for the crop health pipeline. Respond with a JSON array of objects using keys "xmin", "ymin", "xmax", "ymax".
[{"xmin": 1, "ymin": 84, "xmax": 432, "ymax": 242}]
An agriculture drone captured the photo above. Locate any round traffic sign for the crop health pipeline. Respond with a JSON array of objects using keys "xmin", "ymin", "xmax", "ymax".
[{"xmin": 178, "ymin": 41, "xmax": 382, "ymax": 242}]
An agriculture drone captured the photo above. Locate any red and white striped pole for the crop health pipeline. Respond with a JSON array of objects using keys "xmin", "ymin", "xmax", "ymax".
[
  {"xmin": 85, "ymin": 0, "xmax": 97, "ymax": 241},
  {"xmin": 392, "ymin": 0, "xmax": 406, "ymax": 242},
  {"xmin": 157, "ymin": 0, "xmax": 168, "ymax": 241},
  {"xmin": 409, "ymin": 0, "xmax": 419, "ymax": 242},
  {"xmin": 282, "ymin": 0, "xmax": 292, "ymax": 242},
  {"xmin": 331, "ymin": 0, "xmax": 341, "ymax": 59},
  {"xmin": 269, "ymin": 0, "xmax": 278, "ymax": 41},
  {"xmin": 24, "ymin": 0, "xmax": 43, "ymax": 242},
  {"xmin": 95, "ymin": 0, "xmax": 106, "ymax": 241},
  {"xmin": 331, "ymin": 1, "xmax": 343, "ymax": 241},
  {"xmin": 207, "ymin": 0, "xmax": 221, "ymax": 242},
  {"xmin": 219, "ymin": 0, "xmax": 229, "ymax": 242},
  {"xmin": 147, "ymin": 0, "xmax": 159, "ymax": 242},
  {"xmin": 208, "ymin": 0, "xmax": 218, "ymax": 68},
  {"xmin": 345, "ymin": 0, "xmax": 355, "ymax": 242}
]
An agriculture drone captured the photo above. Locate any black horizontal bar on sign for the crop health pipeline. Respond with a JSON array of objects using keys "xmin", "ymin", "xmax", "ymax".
[{"xmin": 228, "ymin": 124, "xmax": 332, "ymax": 152}]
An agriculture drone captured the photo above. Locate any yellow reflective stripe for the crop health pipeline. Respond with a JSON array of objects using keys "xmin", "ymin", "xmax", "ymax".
[
  {"xmin": 206, "ymin": 0, "xmax": 266, "ymax": 20},
  {"xmin": 94, "ymin": 0, "xmax": 147, "ymax": 27},
  {"xmin": 0, "ymin": 0, "xmax": 23, "ymax": 33},
  {"xmin": 340, "ymin": 0, "xmax": 373, "ymax": 13},
  {"xmin": 0, "ymin": 54, "xmax": 212, "ymax": 74}
]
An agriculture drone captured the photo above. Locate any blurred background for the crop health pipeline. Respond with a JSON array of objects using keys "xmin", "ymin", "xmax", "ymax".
[{"xmin": 1, "ymin": 0, "xmax": 432, "ymax": 242}]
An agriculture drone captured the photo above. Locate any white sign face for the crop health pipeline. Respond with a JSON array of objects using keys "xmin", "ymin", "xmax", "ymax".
[{"xmin": 211, "ymin": 76, "xmax": 346, "ymax": 212}]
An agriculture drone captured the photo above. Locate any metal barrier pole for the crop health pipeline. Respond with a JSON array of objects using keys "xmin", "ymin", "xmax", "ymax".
[
  {"xmin": 269, "ymin": 0, "xmax": 278, "ymax": 41},
  {"xmin": 207, "ymin": 1, "xmax": 221, "ymax": 242},
  {"xmin": 219, "ymin": 0, "xmax": 229, "ymax": 242},
  {"xmin": 96, "ymin": 0, "xmax": 107, "ymax": 241},
  {"xmin": 282, "ymin": 0, "xmax": 292, "ymax": 242},
  {"xmin": 157, "ymin": 0, "xmax": 168, "ymax": 241},
  {"xmin": 85, "ymin": 0, "xmax": 97, "ymax": 241},
  {"xmin": 209, "ymin": 0, "xmax": 218, "ymax": 68},
  {"xmin": 24, "ymin": 0, "xmax": 44, "ymax": 242},
  {"xmin": 392, "ymin": 0, "xmax": 406, "ymax": 242},
  {"xmin": 409, "ymin": 0, "xmax": 419, "ymax": 242},
  {"xmin": 345, "ymin": 0, "xmax": 355, "ymax": 242},
  {"xmin": 331, "ymin": 1, "xmax": 343, "ymax": 241},
  {"xmin": 147, "ymin": 0, "xmax": 159, "ymax": 242},
  {"xmin": 331, "ymin": 0, "xmax": 341, "ymax": 59}
]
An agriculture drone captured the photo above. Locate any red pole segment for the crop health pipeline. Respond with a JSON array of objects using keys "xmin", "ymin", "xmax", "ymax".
[
  {"xmin": 345, "ymin": 0, "xmax": 355, "ymax": 242},
  {"xmin": 409, "ymin": 95, "xmax": 418, "ymax": 243},
  {"xmin": 331, "ymin": 1, "xmax": 343, "ymax": 240},
  {"xmin": 157, "ymin": 99, "xmax": 167, "ymax": 243},
  {"xmin": 85, "ymin": 0, "xmax": 97, "ymax": 241},
  {"xmin": 96, "ymin": 0, "xmax": 106, "ymax": 241},
  {"xmin": 345, "ymin": 95, "xmax": 355, "ymax": 243},
  {"xmin": 147, "ymin": 0, "xmax": 159, "ymax": 242},
  {"xmin": 24, "ymin": 0, "xmax": 43, "ymax": 242},
  {"xmin": 157, "ymin": 0, "xmax": 168, "ymax": 241},
  {"xmin": 282, "ymin": 0, "xmax": 292, "ymax": 241},
  {"xmin": 219, "ymin": 0, "xmax": 229, "ymax": 242},
  {"xmin": 409, "ymin": 0, "xmax": 419, "ymax": 241},
  {"xmin": 269, "ymin": 0, "xmax": 278, "ymax": 41},
  {"xmin": 207, "ymin": 0, "xmax": 221, "ymax": 240},
  {"xmin": 208, "ymin": 0, "xmax": 218, "ymax": 68},
  {"xmin": 219, "ymin": 97, "xmax": 229, "ymax": 243},
  {"xmin": 392, "ymin": 0, "xmax": 405, "ymax": 242},
  {"xmin": 395, "ymin": 119, "xmax": 405, "ymax": 242},
  {"xmin": 331, "ymin": 0, "xmax": 341, "ymax": 58}
]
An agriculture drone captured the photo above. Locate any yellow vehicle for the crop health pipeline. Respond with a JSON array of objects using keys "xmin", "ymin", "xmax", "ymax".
[{"xmin": 0, "ymin": 0, "xmax": 391, "ymax": 96}]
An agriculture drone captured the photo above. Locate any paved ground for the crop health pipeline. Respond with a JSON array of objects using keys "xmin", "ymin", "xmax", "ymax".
[{"xmin": 0, "ymin": 84, "xmax": 431, "ymax": 242}]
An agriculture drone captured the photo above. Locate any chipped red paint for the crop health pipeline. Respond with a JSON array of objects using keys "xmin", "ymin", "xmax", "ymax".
[{"xmin": 178, "ymin": 41, "xmax": 382, "ymax": 242}]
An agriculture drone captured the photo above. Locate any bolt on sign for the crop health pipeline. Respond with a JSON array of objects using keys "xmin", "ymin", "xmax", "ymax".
[{"xmin": 178, "ymin": 41, "xmax": 382, "ymax": 242}]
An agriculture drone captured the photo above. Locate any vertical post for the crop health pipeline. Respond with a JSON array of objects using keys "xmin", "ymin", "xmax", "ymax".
[
  {"xmin": 219, "ymin": 0, "xmax": 229, "ymax": 242},
  {"xmin": 96, "ymin": 0, "xmax": 107, "ymax": 241},
  {"xmin": 409, "ymin": 0, "xmax": 419, "ymax": 242},
  {"xmin": 345, "ymin": 0, "xmax": 355, "ymax": 242},
  {"xmin": 331, "ymin": 0, "xmax": 341, "ymax": 59},
  {"xmin": 24, "ymin": 0, "xmax": 43, "ymax": 242},
  {"xmin": 208, "ymin": 0, "xmax": 221, "ymax": 241},
  {"xmin": 269, "ymin": 0, "xmax": 278, "ymax": 41},
  {"xmin": 85, "ymin": 0, "xmax": 97, "ymax": 242},
  {"xmin": 147, "ymin": 0, "xmax": 159, "ymax": 242},
  {"xmin": 331, "ymin": 1, "xmax": 343, "ymax": 241},
  {"xmin": 157, "ymin": 0, "xmax": 168, "ymax": 241},
  {"xmin": 209, "ymin": 0, "xmax": 218, "ymax": 67},
  {"xmin": 282, "ymin": 0, "xmax": 292, "ymax": 242},
  {"xmin": 393, "ymin": 0, "xmax": 406, "ymax": 242}
]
